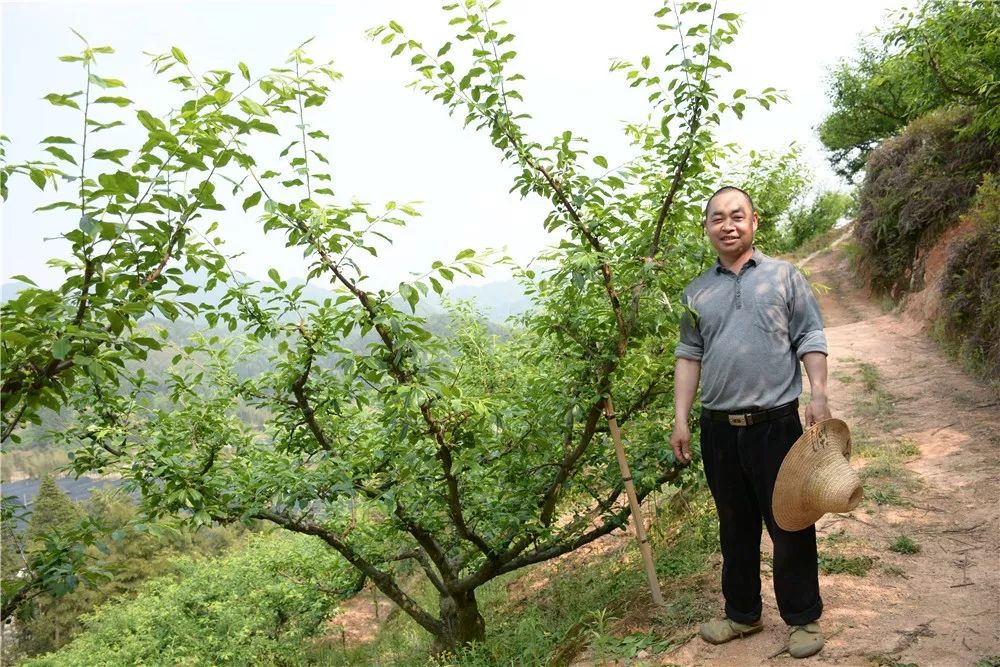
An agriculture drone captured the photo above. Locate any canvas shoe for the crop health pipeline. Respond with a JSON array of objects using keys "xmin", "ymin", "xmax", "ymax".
[
  {"xmin": 788, "ymin": 622, "xmax": 824, "ymax": 658},
  {"xmin": 699, "ymin": 617, "xmax": 764, "ymax": 644}
]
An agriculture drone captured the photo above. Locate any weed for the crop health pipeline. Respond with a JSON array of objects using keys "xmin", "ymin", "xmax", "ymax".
[
  {"xmin": 860, "ymin": 458, "xmax": 900, "ymax": 480},
  {"xmin": 895, "ymin": 440, "xmax": 920, "ymax": 458},
  {"xmin": 868, "ymin": 487, "xmax": 908, "ymax": 507},
  {"xmin": 976, "ymin": 656, "xmax": 1000, "ymax": 667},
  {"xmin": 881, "ymin": 564, "xmax": 910, "ymax": 578},
  {"xmin": 889, "ymin": 535, "xmax": 921, "ymax": 554},
  {"xmin": 858, "ymin": 363, "xmax": 880, "ymax": 392},
  {"xmin": 818, "ymin": 553, "xmax": 874, "ymax": 576},
  {"xmin": 820, "ymin": 529, "xmax": 851, "ymax": 546}
]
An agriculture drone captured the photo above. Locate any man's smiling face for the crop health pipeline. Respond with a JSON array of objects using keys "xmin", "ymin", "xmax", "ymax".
[{"xmin": 704, "ymin": 188, "xmax": 759, "ymax": 263}]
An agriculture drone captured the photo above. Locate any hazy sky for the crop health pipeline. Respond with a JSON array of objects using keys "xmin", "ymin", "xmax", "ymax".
[{"xmin": 1, "ymin": 0, "xmax": 909, "ymax": 291}]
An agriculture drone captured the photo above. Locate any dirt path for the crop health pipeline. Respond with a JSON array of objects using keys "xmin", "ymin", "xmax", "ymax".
[{"xmin": 663, "ymin": 246, "xmax": 1000, "ymax": 666}]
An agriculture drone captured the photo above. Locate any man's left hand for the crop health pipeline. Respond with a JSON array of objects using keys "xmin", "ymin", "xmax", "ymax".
[{"xmin": 805, "ymin": 396, "xmax": 832, "ymax": 427}]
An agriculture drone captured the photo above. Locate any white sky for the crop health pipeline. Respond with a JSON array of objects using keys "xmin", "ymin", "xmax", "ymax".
[{"xmin": 1, "ymin": 0, "xmax": 909, "ymax": 291}]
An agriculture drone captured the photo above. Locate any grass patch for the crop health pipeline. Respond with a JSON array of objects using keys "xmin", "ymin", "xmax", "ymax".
[
  {"xmin": 976, "ymin": 657, "xmax": 1000, "ymax": 667},
  {"xmin": 820, "ymin": 529, "xmax": 851, "ymax": 546},
  {"xmin": 818, "ymin": 553, "xmax": 875, "ymax": 576},
  {"xmin": 868, "ymin": 487, "xmax": 909, "ymax": 507},
  {"xmin": 889, "ymin": 535, "xmax": 921, "ymax": 554},
  {"xmin": 853, "ymin": 362, "xmax": 897, "ymax": 421}
]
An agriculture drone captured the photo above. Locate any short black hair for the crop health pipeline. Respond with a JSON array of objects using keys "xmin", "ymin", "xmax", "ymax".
[{"xmin": 704, "ymin": 186, "xmax": 755, "ymax": 220}]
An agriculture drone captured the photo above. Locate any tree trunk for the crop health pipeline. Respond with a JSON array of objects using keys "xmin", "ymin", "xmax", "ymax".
[{"xmin": 432, "ymin": 589, "xmax": 485, "ymax": 652}]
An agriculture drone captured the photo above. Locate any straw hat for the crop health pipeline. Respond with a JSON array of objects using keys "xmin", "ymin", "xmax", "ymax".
[{"xmin": 773, "ymin": 418, "xmax": 863, "ymax": 531}]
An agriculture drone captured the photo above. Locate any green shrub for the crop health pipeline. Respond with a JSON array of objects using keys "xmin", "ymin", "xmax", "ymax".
[
  {"xmin": 786, "ymin": 191, "xmax": 854, "ymax": 250},
  {"xmin": 854, "ymin": 108, "xmax": 1000, "ymax": 299},
  {"xmin": 23, "ymin": 532, "xmax": 352, "ymax": 667},
  {"xmin": 937, "ymin": 174, "xmax": 1000, "ymax": 387}
]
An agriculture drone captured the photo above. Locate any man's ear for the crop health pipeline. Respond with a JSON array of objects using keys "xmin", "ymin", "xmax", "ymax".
[{"xmin": 751, "ymin": 211, "xmax": 759, "ymax": 233}]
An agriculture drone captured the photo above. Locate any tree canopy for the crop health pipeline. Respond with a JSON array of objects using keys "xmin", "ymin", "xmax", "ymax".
[{"xmin": 818, "ymin": 0, "xmax": 999, "ymax": 182}]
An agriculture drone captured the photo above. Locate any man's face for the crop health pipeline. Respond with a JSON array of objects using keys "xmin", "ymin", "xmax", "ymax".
[{"xmin": 704, "ymin": 189, "xmax": 758, "ymax": 260}]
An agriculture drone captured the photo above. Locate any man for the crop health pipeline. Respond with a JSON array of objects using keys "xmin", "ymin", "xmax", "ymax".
[{"xmin": 670, "ymin": 186, "xmax": 831, "ymax": 659}]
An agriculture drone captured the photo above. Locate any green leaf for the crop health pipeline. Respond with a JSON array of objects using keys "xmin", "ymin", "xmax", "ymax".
[
  {"xmin": 238, "ymin": 62, "xmax": 250, "ymax": 81},
  {"xmin": 242, "ymin": 191, "xmax": 262, "ymax": 211},
  {"xmin": 2, "ymin": 331, "xmax": 29, "ymax": 347},
  {"xmin": 438, "ymin": 42, "xmax": 452, "ymax": 57},
  {"xmin": 389, "ymin": 20, "xmax": 403, "ymax": 33},
  {"xmin": 29, "ymin": 170, "xmax": 47, "ymax": 190},
  {"xmin": 92, "ymin": 148, "xmax": 129, "ymax": 164},
  {"xmin": 456, "ymin": 248, "xmax": 475, "ymax": 260},
  {"xmin": 718, "ymin": 12, "xmax": 740, "ymax": 20},
  {"xmin": 9, "ymin": 274, "xmax": 37, "ymax": 286},
  {"xmin": 44, "ymin": 146, "xmax": 77, "ymax": 165},
  {"xmin": 267, "ymin": 268, "xmax": 281, "ymax": 284},
  {"xmin": 94, "ymin": 95, "xmax": 132, "ymax": 107},
  {"xmin": 88, "ymin": 75, "xmax": 125, "ymax": 89},
  {"xmin": 239, "ymin": 99, "xmax": 268, "ymax": 116},
  {"xmin": 43, "ymin": 93, "xmax": 81, "ymax": 110},
  {"xmin": 171, "ymin": 46, "xmax": 189, "ymax": 65},
  {"xmin": 52, "ymin": 337, "xmax": 72, "ymax": 360},
  {"xmin": 116, "ymin": 171, "xmax": 139, "ymax": 198},
  {"xmin": 136, "ymin": 110, "xmax": 164, "ymax": 132},
  {"xmin": 593, "ymin": 155, "xmax": 608, "ymax": 168},
  {"xmin": 41, "ymin": 136, "xmax": 76, "ymax": 144},
  {"xmin": 399, "ymin": 283, "xmax": 418, "ymax": 312}
]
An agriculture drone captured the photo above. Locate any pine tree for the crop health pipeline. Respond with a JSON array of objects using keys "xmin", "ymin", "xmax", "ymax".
[{"xmin": 27, "ymin": 474, "xmax": 80, "ymax": 545}]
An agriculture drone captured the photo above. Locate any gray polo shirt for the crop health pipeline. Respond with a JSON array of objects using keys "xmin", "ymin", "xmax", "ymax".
[{"xmin": 674, "ymin": 249, "xmax": 827, "ymax": 412}]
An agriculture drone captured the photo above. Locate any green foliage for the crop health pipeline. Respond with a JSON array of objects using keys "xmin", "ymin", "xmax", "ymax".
[
  {"xmin": 728, "ymin": 145, "xmax": 810, "ymax": 252},
  {"xmin": 7, "ymin": 489, "xmax": 248, "ymax": 662},
  {"xmin": 23, "ymin": 532, "xmax": 351, "ymax": 667},
  {"xmin": 937, "ymin": 174, "xmax": 1000, "ymax": 389},
  {"xmin": 785, "ymin": 190, "xmax": 854, "ymax": 250},
  {"xmin": 888, "ymin": 535, "xmax": 920, "ymax": 555},
  {"xmin": 853, "ymin": 108, "xmax": 999, "ymax": 299},
  {"xmin": 819, "ymin": 0, "xmax": 1000, "ymax": 181},
  {"xmin": 817, "ymin": 553, "xmax": 874, "ymax": 576}
]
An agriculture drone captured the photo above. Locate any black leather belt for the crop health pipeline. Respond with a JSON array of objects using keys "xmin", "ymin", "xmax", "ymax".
[{"xmin": 703, "ymin": 399, "xmax": 799, "ymax": 427}]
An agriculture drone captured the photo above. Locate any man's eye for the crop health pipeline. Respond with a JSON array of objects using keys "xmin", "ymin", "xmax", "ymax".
[{"xmin": 733, "ymin": 215, "xmax": 744, "ymax": 221}]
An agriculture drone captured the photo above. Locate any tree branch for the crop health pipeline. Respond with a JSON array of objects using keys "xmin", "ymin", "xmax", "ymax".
[{"xmin": 256, "ymin": 509, "xmax": 443, "ymax": 637}]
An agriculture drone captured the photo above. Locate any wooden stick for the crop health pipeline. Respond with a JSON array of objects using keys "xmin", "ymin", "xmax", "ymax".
[{"xmin": 604, "ymin": 396, "xmax": 665, "ymax": 606}]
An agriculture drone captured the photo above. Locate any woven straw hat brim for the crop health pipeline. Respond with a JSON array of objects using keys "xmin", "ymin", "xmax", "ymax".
[{"xmin": 773, "ymin": 418, "xmax": 862, "ymax": 532}]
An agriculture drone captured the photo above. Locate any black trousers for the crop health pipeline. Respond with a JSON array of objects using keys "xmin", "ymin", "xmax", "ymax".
[{"xmin": 700, "ymin": 411, "xmax": 823, "ymax": 626}]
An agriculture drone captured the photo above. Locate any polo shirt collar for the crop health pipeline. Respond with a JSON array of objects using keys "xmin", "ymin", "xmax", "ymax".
[{"xmin": 714, "ymin": 247, "xmax": 765, "ymax": 274}]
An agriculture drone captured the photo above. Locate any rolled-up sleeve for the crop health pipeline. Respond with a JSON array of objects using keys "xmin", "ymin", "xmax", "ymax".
[
  {"xmin": 674, "ymin": 291, "xmax": 704, "ymax": 360},
  {"xmin": 788, "ymin": 267, "xmax": 828, "ymax": 358}
]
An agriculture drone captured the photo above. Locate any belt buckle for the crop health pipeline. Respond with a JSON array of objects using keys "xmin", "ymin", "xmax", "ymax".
[{"xmin": 728, "ymin": 414, "xmax": 748, "ymax": 427}]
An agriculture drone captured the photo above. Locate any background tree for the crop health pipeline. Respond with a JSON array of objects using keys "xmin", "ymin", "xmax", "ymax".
[{"xmin": 818, "ymin": 0, "xmax": 1000, "ymax": 182}]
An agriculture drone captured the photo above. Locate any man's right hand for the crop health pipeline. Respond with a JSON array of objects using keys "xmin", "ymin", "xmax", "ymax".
[{"xmin": 670, "ymin": 422, "xmax": 692, "ymax": 465}]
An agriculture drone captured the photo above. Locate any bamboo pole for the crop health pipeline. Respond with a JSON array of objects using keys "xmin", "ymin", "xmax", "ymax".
[{"xmin": 604, "ymin": 396, "xmax": 665, "ymax": 606}]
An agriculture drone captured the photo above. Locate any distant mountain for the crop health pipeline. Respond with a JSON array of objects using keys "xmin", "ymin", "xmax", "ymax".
[
  {"xmin": 2, "ymin": 281, "xmax": 30, "ymax": 302},
  {"xmin": 3, "ymin": 275, "xmax": 532, "ymax": 324},
  {"xmin": 428, "ymin": 279, "xmax": 532, "ymax": 322}
]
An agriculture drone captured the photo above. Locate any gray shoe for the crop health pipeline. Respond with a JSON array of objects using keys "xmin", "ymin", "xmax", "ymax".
[
  {"xmin": 788, "ymin": 621, "xmax": 823, "ymax": 658},
  {"xmin": 699, "ymin": 617, "xmax": 764, "ymax": 644}
]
